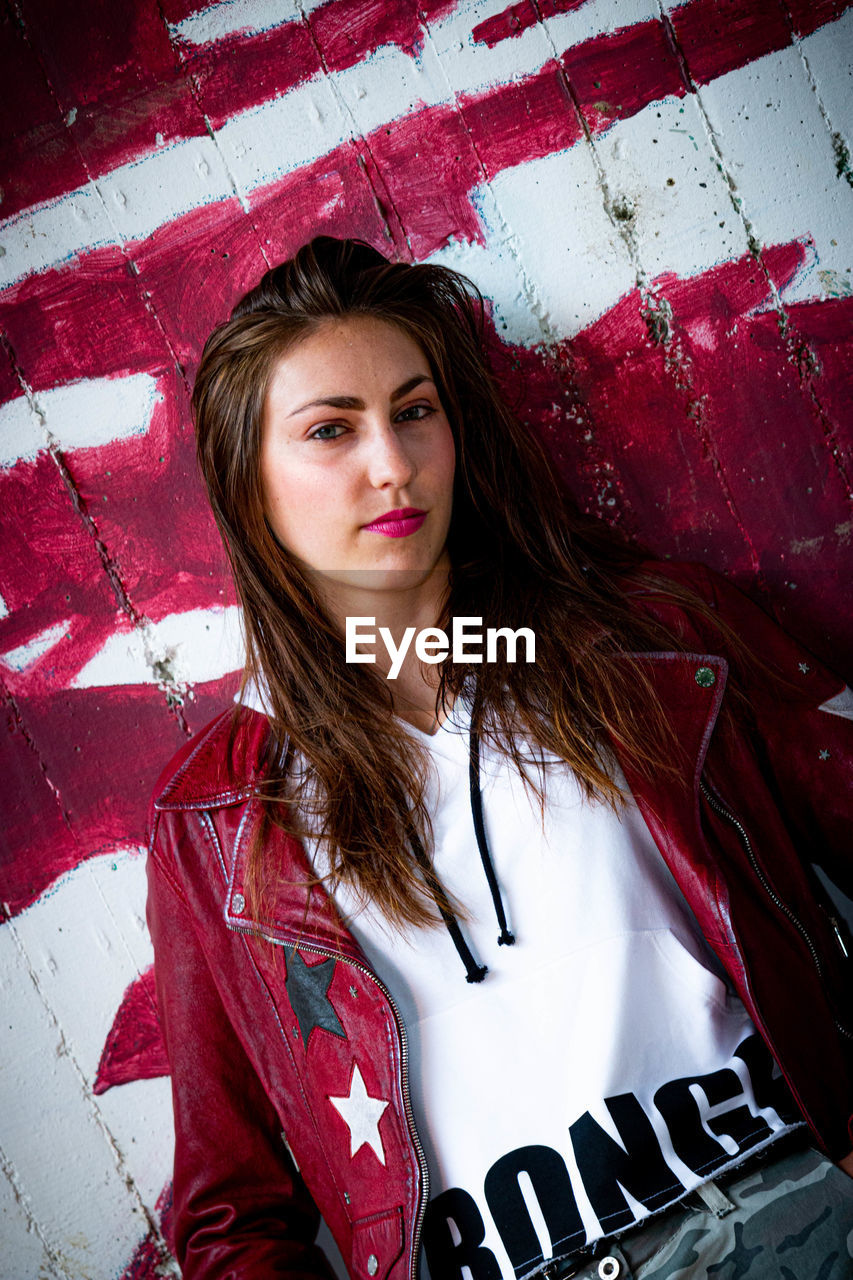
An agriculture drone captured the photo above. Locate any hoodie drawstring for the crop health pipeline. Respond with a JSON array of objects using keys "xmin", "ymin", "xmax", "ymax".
[
  {"xmin": 469, "ymin": 727, "xmax": 516, "ymax": 948},
  {"xmin": 408, "ymin": 828, "xmax": 488, "ymax": 983},
  {"xmin": 407, "ymin": 717, "xmax": 515, "ymax": 982}
]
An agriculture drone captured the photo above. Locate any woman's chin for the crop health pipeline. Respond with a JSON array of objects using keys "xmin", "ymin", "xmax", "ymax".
[{"xmin": 335, "ymin": 566, "xmax": 440, "ymax": 595}]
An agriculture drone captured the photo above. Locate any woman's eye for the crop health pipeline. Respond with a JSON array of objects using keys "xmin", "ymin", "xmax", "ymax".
[
  {"xmin": 310, "ymin": 423, "xmax": 346, "ymax": 441},
  {"xmin": 396, "ymin": 403, "xmax": 434, "ymax": 423}
]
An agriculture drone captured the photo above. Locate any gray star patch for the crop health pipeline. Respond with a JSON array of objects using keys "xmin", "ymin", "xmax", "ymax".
[{"xmin": 285, "ymin": 949, "xmax": 346, "ymax": 1048}]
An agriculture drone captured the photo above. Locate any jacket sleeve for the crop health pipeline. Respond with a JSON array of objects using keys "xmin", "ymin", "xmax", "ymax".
[{"xmin": 146, "ymin": 823, "xmax": 338, "ymax": 1280}]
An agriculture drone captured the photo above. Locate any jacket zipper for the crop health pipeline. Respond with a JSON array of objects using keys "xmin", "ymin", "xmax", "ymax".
[
  {"xmin": 227, "ymin": 923, "xmax": 429, "ymax": 1280},
  {"xmin": 829, "ymin": 917, "xmax": 849, "ymax": 959},
  {"xmin": 699, "ymin": 777, "xmax": 853, "ymax": 1041}
]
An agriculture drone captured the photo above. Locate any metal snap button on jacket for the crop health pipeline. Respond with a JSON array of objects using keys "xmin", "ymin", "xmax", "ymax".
[
  {"xmin": 695, "ymin": 665, "xmax": 716, "ymax": 687},
  {"xmin": 366, "ymin": 1254, "xmax": 378, "ymax": 1276},
  {"xmin": 232, "ymin": 892, "xmax": 246, "ymax": 914}
]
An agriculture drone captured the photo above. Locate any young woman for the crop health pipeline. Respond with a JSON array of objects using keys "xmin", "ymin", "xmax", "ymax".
[{"xmin": 147, "ymin": 237, "xmax": 853, "ymax": 1280}]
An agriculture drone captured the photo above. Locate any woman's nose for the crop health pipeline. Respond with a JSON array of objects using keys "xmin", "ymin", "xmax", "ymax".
[{"xmin": 365, "ymin": 422, "xmax": 416, "ymax": 488}]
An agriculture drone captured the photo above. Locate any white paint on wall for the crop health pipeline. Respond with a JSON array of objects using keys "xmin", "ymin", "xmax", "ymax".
[
  {"xmin": 11, "ymin": 849, "xmax": 153, "ymax": 1079},
  {"xmin": 98, "ymin": 137, "xmax": 239, "ymax": 247},
  {"xmin": 690, "ymin": 34, "xmax": 853, "ymax": 307},
  {"xmin": 170, "ymin": 0, "xmax": 303, "ymax": 46},
  {"xmin": 0, "ymin": 919, "xmax": 158, "ymax": 1277},
  {"xmin": 0, "ymin": 396, "xmax": 39, "ymax": 467},
  {"xmin": 326, "ymin": 40, "xmax": 450, "ymax": 141},
  {"xmin": 795, "ymin": 10, "xmax": 853, "ymax": 146},
  {"xmin": 0, "ymin": 1163, "xmax": 58, "ymax": 1280},
  {"xmin": 0, "ymin": 621, "xmax": 70, "ymax": 674},
  {"xmin": 483, "ymin": 147, "xmax": 636, "ymax": 339},
  {"xmin": 0, "ymin": 374, "xmax": 160, "ymax": 468},
  {"xmin": 424, "ymin": 238, "xmax": 546, "ymax": 347},
  {"xmin": 71, "ymin": 605, "xmax": 244, "ymax": 689},
  {"xmin": 2, "ymin": 848, "xmax": 174, "ymax": 1274},
  {"xmin": 0, "ymin": 183, "xmax": 118, "ymax": 292},
  {"xmin": 217, "ymin": 73, "xmax": 349, "ymax": 194},
  {"xmin": 1, "ymin": 7, "xmax": 847, "ymax": 303},
  {"xmin": 592, "ymin": 93, "xmax": 751, "ymax": 280}
]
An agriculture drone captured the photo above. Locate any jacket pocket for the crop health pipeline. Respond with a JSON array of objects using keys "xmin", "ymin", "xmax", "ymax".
[{"xmin": 351, "ymin": 1206, "xmax": 404, "ymax": 1279}]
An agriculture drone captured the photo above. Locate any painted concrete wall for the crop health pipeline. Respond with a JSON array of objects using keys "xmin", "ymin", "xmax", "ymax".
[{"xmin": 1, "ymin": 0, "xmax": 851, "ymax": 1274}]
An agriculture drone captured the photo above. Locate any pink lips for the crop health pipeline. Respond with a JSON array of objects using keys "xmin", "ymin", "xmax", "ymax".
[{"xmin": 362, "ymin": 507, "xmax": 427, "ymax": 538}]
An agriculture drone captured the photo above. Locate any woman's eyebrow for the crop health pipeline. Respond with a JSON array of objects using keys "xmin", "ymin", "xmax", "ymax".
[
  {"xmin": 287, "ymin": 374, "xmax": 434, "ymax": 417},
  {"xmin": 390, "ymin": 374, "xmax": 434, "ymax": 402}
]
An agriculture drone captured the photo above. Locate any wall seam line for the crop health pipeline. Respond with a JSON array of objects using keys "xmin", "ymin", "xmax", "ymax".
[
  {"xmin": 5, "ymin": 912, "xmax": 175, "ymax": 1273},
  {"xmin": 657, "ymin": 0, "xmax": 853, "ymax": 507}
]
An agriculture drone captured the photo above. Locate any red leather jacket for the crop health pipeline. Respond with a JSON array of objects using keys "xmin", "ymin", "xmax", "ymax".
[{"xmin": 146, "ymin": 563, "xmax": 853, "ymax": 1279}]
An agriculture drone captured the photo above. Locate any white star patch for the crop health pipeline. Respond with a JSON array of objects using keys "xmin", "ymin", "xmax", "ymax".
[{"xmin": 329, "ymin": 1064, "xmax": 389, "ymax": 1165}]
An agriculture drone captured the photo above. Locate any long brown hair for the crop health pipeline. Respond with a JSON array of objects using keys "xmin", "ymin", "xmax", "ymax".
[{"xmin": 194, "ymin": 237, "xmax": 705, "ymax": 928}]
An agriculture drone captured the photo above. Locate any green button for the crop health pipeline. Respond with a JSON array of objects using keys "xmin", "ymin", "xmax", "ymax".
[{"xmin": 695, "ymin": 666, "xmax": 716, "ymax": 688}]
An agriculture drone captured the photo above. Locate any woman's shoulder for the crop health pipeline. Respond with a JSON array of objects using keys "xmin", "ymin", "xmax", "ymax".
[
  {"xmin": 624, "ymin": 556, "xmax": 770, "ymax": 632},
  {"xmin": 624, "ymin": 557, "xmax": 846, "ymax": 700},
  {"xmin": 148, "ymin": 703, "xmax": 270, "ymax": 820}
]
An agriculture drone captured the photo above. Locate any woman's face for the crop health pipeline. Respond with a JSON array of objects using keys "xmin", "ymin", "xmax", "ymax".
[{"xmin": 260, "ymin": 316, "xmax": 456, "ymax": 605}]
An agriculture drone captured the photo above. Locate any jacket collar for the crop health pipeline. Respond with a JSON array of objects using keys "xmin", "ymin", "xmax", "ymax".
[
  {"xmin": 154, "ymin": 704, "xmax": 270, "ymax": 811},
  {"xmin": 153, "ymin": 651, "xmax": 728, "ymax": 812}
]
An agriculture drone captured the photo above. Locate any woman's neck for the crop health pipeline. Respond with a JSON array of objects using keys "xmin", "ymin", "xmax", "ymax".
[{"xmin": 312, "ymin": 555, "xmax": 453, "ymax": 735}]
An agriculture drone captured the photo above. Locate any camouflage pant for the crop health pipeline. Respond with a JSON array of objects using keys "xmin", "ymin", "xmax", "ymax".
[{"xmin": 549, "ymin": 1139, "xmax": 853, "ymax": 1279}]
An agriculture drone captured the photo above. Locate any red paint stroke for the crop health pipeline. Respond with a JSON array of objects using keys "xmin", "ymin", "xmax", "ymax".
[
  {"xmin": 0, "ymin": 341, "xmax": 20, "ymax": 403},
  {"xmin": 669, "ymin": 0, "xmax": 793, "ymax": 87},
  {"xmin": 0, "ymin": 127, "xmax": 91, "ymax": 228},
  {"xmin": 119, "ymin": 1181, "xmax": 175, "ymax": 1279},
  {"xmin": 36, "ymin": 379, "xmax": 232, "ymax": 633},
  {"xmin": 0, "ymin": 450, "xmax": 123, "ymax": 666},
  {"xmin": 0, "ymin": 249, "xmax": 171, "ymax": 390},
  {"xmin": 0, "ymin": 7, "xmax": 58, "ymax": 143},
  {"xmin": 309, "ymin": 0, "xmax": 459, "ymax": 70},
  {"xmin": 562, "ymin": 14, "xmax": 686, "ymax": 135},
  {"xmin": 788, "ymin": 294, "xmax": 853, "ymax": 443},
  {"xmin": 20, "ymin": 0, "xmax": 178, "ymax": 112},
  {"xmin": 159, "ymin": 0, "xmax": 205, "ymax": 20},
  {"xmin": 0, "ymin": 694, "xmax": 83, "ymax": 926},
  {"xmin": 0, "ymin": 687, "xmax": 183, "ymax": 917},
  {"xmin": 177, "ymin": 15, "xmax": 320, "ymax": 134},
  {"xmin": 0, "ymin": 8, "xmax": 91, "ymax": 220},
  {"xmin": 1, "ymin": 0, "xmax": 459, "ymax": 221},
  {"xmin": 0, "ymin": 399, "xmax": 231, "ymax": 699},
  {"xmin": 472, "ymin": 0, "xmax": 590, "ymax": 49},
  {"xmin": 785, "ymin": 0, "xmax": 853, "ymax": 38},
  {"xmin": 0, "ymin": 163, "xmax": 379, "ymax": 392},
  {"xmin": 353, "ymin": 109, "xmax": 485, "ymax": 261},
  {"xmin": 4, "ymin": 0, "xmax": 207, "ymax": 218},
  {"xmin": 68, "ymin": 78, "xmax": 205, "ymax": 185},
  {"xmin": 566, "ymin": 243, "xmax": 853, "ymax": 665},
  {"xmin": 0, "ymin": 673, "xmax": 238, "ymax": 919},
  {"xmin": 8, "ymin": 0, "xmax": 848, "ymax": 225},
  {"xmin": 458, "ymin": 61, "xmax": 581, "ymax": 181},
  {"xmin": 94, "ymin": 965, "xmax": 169, "ymax": 1093}
]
